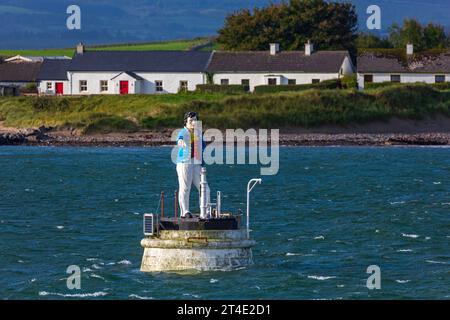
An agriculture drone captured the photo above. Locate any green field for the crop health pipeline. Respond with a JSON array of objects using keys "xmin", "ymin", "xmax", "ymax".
[
  {"xmin": 0, "ymin": 38, "xmax": 214, "ymax": 58},
  {"xmin": 0, "ymin": 84, "xmax": 449, "ymax": 134}
]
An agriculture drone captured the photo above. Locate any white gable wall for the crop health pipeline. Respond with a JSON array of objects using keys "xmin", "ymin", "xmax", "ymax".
[
  {"xmin": 357, "ymin": 73, "xmax": 450, "ymax": 90},
  {"xmin": 68, "ymin": 71, "xmax": 205, "ymax": 95},
  {"xmin": 341, "ymin": 56, "xmax": 355, "ymax": 75}
]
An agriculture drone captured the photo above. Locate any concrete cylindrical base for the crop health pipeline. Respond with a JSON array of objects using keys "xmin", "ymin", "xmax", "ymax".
[{"xmin": 140, "ymin": 229, "xmax": 255, "ymax": 272}]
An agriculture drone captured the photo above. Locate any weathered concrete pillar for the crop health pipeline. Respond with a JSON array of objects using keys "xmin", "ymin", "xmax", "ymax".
[{"xmin": 140, "ymin": 229, "xmax": 255, "ymax": 272}]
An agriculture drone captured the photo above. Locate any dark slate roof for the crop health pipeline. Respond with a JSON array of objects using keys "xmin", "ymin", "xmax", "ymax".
[
  {"xmin": 358, "ymin": 51, "xmax": 450, "ymax": 73},
  {"xmin": 0, "ymin": 62, "xmax": 42, "ymax": 82},
  {"xmin": 68, "ymin": 51, "xmax": 213, "ymax": 72},
  {"xmin": 37, "ymin": 59, "xmax": 71, "ymax": 80},
  {"xmin": 207, "ymin": 51, "xmax": 350, "ymax": 73}
]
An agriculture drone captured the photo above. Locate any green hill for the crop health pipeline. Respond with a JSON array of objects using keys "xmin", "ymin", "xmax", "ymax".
[{"xmin": 0, "ymin": 38, "xmax": 214, "ymax": 58}]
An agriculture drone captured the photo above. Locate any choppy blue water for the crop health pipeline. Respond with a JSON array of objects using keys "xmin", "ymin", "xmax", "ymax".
[{"xmin": 0, "ymin": 146, "xmax": 449, "ymax": 300}]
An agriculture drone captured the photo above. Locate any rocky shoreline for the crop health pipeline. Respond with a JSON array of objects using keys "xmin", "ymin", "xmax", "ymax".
[{"xmin": 1, "ymin": 126, "xmax": 449, "ymax": 147}]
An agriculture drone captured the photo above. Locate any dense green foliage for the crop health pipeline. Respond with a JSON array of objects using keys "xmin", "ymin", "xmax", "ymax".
[{"xmin": 217, "ymin": 0, "xmax": 357, "ymax": 55}]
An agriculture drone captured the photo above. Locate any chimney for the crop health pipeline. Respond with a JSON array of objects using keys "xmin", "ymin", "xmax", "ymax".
[
  {"xmin": 407, "ymin": 43, "xmax": 414, "ymax": 56},
  {"xmin": 76, "ymin": 42, "xmax": 85, "ymax": 55},
  {"xmin": 305, "ymin": 40, "xmax": 314, "ymax": 56},
  {"xmin": 270, "ymin": 43, "xmax": 280, "ymax": 56}
]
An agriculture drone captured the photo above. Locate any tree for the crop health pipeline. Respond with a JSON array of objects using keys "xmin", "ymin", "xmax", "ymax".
[
  {"xmin": 388, "ymin": 19, "xmax": 449, "ymax": 51},
  {"xmin": 423, "ymin": 23, "xmax": 449, "ymax": 49},
  {"xmin": 217, "ymin": 0, "xmax": 358, "ymax": 54},
  {"xmin": 356, "ymin": 32, "xmax": 392, "ymax": 48}
]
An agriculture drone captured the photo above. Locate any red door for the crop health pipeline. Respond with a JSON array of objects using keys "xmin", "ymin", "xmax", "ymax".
[
  {"xmin": 120, "ymin": 81, "xmax": 129, "ymax": 95},
  {"xmin": 55, "ymin": 82, "xmax": 64, "ymax": 95}
]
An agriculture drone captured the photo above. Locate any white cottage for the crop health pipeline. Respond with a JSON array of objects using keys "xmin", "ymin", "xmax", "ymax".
[
  {"xmin": 63, "ymin": 44, "xmax": 211, "ymax": 95},
  {"xmin": 37, "ymin": 59, "xmax": 72, "ymax": 95},
  {"xmin": 357, "ymin": 44, "xmax": 450, "ymax": 90},
  {"xmin": 207, "ymin": 42, "xmax": 354, "ymax": 91}
]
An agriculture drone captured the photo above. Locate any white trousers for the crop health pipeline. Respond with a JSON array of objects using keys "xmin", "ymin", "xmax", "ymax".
[{"xmin": 176, "ymin": 163, "xmax": 210, "ymax": 217}]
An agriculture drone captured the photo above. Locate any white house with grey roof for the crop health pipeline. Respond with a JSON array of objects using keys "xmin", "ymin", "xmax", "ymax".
[
  {"xmin": 37, "ymin": 44, "xmax": 211, "ymax": 95},
  {"xmin": 36, "ymin": 42, "xmax": 354, "ymax": 95},
  {"xmin": 37, "ymin": 59, "xmax": 72, "ymax": 95},
  {"xmin": 207, "ymin": 42, "xmax": 354, "ymax": 92},
  {"xmin": 357, "ymin": 44, "xmax": 450, "ymax": 90}
]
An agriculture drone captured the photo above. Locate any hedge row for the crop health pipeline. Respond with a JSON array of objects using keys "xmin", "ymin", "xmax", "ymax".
[
  {"xmin": 365, "ymin": 81, "xmax": 450, "ymax": 90},
  {"xmin": 254, "ymin": 78, "xmax": 342, "ymax": 94},
  {"xmin": 196, "ymin": 84, "xmax": 249, "ymax": 94}
]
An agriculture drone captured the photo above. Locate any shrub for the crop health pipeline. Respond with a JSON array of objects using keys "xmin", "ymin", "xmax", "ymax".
[
  {"xmin": 340, "ymin": 75, "xmax": 358, "ymax": 89},
  {"xmin": 431, "ymin": 82, "xmax": 450, "ymax": 90},
  {"xmin": 20, "ymin": 83, "xmax": 38, "ymax": 94},
  {"xmin": 364, "ymin": 81, "xmax": 401, "ymax": 90},
  {"xmin": 31, "ymin": 96, "xmax": 71, "ymax": 111},
  {"xmin": 196, "ymin": 84, "xmax": 248, "ymax": 94}
]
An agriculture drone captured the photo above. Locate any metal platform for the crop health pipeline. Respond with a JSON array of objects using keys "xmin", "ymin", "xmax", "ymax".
[{"xmin": 159, "ymin": 215, "xmax": 241, "ymax": 231}]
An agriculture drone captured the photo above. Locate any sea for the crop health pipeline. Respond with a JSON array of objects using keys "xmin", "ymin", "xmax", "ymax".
[{"xmin": 0, "ymin": 146, "xmax": 449, "ymax": 299}]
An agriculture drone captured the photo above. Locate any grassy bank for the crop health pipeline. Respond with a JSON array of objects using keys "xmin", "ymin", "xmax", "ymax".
[{"xmin": 0, "ymin": 84, "xmax": 449, "ymax": 133}]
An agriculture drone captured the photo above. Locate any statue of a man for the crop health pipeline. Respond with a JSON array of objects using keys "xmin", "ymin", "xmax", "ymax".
[{"xmin": 176, "ymin": 111, "xmax": 210, "ymax": 219}]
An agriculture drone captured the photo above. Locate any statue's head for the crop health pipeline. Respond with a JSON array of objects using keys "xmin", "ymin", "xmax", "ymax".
[{"xmin": 184, "ymin": 111, "xmax": 199, "ymax": 130}]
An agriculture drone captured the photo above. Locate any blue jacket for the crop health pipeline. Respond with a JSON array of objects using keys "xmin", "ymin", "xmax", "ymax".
[{"xmin": 176, "ymin": 127, "xmax": 206, "ymax": 164}]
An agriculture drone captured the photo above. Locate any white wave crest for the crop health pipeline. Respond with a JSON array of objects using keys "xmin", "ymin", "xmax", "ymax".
[
  {"xmin": 402, "ymin": 233, "xmax": 419, "ymax": 238},
  {"xmin": 39, "ymin": 291, "xmax": 108, "ymax": 298},
  {"xmin": 308, "ymin": 275, "xmax": 337, "ymax": 281},
  {"xmin": 129, "ymin": 294, "xmax": 153, "ymax": 300},
  {"xmin": 90, "ymin": 274, "xmax": 106, "ymax": 281},
  {"xmin": 426, "ymin": 260, "xmax": 449, "ymax": 265},
  {"xmin": 396, "ymin": 280, "xmax": 411, "ymax": 284}
]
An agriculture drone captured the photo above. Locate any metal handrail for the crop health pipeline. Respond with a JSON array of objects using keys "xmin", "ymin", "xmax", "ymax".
[{"xmin": 246, "ymin": 178, "xmax": 262, "ymax": 239}]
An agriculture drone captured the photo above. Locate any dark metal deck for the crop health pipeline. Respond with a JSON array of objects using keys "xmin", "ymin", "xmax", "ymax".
[{"xmin": 159, "ymin": 215, "xmax": 241, "ymax": 231}]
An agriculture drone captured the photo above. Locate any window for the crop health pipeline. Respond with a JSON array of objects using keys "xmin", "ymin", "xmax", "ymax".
[
  {"xmin": 288, "ymin": 79, "xmax": 296, "ymax": 85},
  {"xmin": 435, "ymin": 75, "xmax": 446, "ymax": 83},
  {"xmin": 268, "ymin": 78, "xmax": 277, "ymax": 85},
  {"xmin": 179, "ymin": 81, "xmax": 188, "ymax": 92},
  {"xmin": 391, "ymin": 75, "xmax": 401, "ymax": 83},
  {"xmin": 221, "ymin": 79, "xmax": 229, "ymax": 85},
  {"xmin": 155, "ymin": 81, "xmax": 163, "ymax": 92},
  {"xmin": 312, "ymin": 79, "xmax": 320, "ymax": 84},
  {"xmin": 79, "ymin": 80, "xmax": 87, "ymax": 92},
  {"xmin": 100, "ymin": 80, "xmax": 108, "ymax": 92},
  {"xmin": 241, "ymin": 79, "xmax": 250, "ymax": 91},
  {"xmin": 46, "ymin": 82, "xmax": 52, "ymax": 90},
  {"xmin": 364, "ymin": 75, "xmax": 374, "ymax": 83}
]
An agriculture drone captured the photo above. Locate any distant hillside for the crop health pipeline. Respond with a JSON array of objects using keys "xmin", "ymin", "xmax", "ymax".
[
  {"xmin": 0, "ymin": 0, "xmax": 448, "ymax": 49},
  {"xmin": 0, "ymin": 38, "xmax": 215, "ymax": 58}
]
